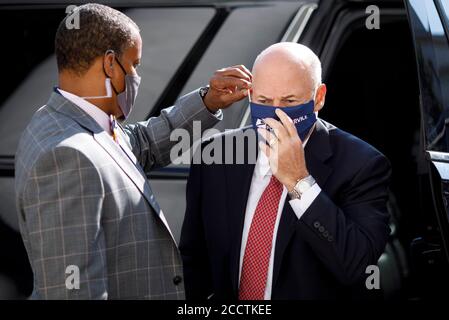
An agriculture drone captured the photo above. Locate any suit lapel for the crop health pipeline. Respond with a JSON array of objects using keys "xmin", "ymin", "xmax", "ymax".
[
  {"xmin": 272, "ymin": 119, "xmax": 333, "ymax": 289},
  {"xmin": 47, "ymin": 92, "xmax": 169, "ymax": 232},
  {"xmin": 115, "ymin": 124, "xmax": 139, "ymax": 166},
  {"xmin": 92, "ymin": 130, "xmax": 162, "ymax": 215},
  {"xmin": 227, "ymin": 162, "xmax": 255, "ymax": 296}
]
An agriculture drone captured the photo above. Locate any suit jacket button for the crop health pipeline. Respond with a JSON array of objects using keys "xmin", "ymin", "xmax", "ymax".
[
  {"xmin": 318, "ymin": 226, "xmax": 325, "ymax": 233},
  {"xmin": 173, "ymin": 275, "xmax": 183, "ymax": 286},
  {"xmin": 323, "ymin": 231, "xmax": 329, "ymax": 237},
  {"xmin": 313, "ymin": 221, "xmax": 320, "ymax": 229},
  {"xmin": 328, "ymin": 236, "xmax": 334, "ymax": 242}
]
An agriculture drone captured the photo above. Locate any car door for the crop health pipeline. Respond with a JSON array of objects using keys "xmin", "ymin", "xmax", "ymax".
[{"xmin": 404, "ymin": 0, "xmax": 449, "ymax": 271}]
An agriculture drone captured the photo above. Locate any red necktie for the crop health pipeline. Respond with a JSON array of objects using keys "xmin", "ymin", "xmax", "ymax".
[{"xmin": 239, "ymin": 175, "xmax": 284, "ymax": 300}]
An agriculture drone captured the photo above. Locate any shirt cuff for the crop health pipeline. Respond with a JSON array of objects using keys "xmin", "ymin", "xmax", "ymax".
[{"xmin": 289, "ymin": 183, "xmax": 322, "ymax": 220}]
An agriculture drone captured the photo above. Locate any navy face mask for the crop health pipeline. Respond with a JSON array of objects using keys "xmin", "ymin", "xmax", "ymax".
[{"xmin": 250, "ymin": 100, "xmax": 317, "ymax": 141}]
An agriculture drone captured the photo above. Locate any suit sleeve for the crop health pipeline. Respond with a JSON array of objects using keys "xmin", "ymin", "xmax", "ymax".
[
  {"xmin": 179, "ymin": 160, "xmax": 214, "ymax": 300},
  {"xmin": 19, "ymin": 146, "xmax": 108, "ymax": 299},
  {"xmin": 297, "ymin": 153, "xmax": 392, "ymax": 286},
  {"xmin": 123, "ymin": 89, "xmax": 222, "ymax": 172}
]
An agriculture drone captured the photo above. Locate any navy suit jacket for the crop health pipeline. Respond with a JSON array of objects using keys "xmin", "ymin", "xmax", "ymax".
[{"xmin": 179, "ymin": 119, "xmax": 391, "ymax": 300}]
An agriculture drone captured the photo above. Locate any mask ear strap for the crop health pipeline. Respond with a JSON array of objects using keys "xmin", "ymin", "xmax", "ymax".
[
  {"xmin": 114, "ymin": 57, "xmax": 128, "ymax": 75},
  {"xmin": 103, "ymin": 50, "xmax": 120, "ymax": 95},
  {"xmin": 79, "ymin": 50, "xmax": 116, "ymax": 100},
  {"xmin": 80, "ymin": 78, "xmax": 114, "ymax": 100},
  {"xmin": 106, "ymin": 49, "xmax": 127, "ymax": 75}
]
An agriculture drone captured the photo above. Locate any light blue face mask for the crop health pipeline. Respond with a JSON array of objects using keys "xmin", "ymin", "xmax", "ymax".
[{"xmin": 250, "ymin": 100, "xmax": 317, "ymax": 141}]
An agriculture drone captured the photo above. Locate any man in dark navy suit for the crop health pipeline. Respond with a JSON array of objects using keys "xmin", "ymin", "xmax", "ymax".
[{"xmin": 179, "ymin": 43, "xmax": 391, "ymax": 300}]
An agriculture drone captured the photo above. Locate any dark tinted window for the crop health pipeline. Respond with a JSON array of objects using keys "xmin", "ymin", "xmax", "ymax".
[
  {"xmin": 125, "ymin": 8, "xmax": 215, "ymax": 123},
  {"xmin": 0, "ymin": 7, "xmax": 214, "ymax": 156},
  {"xmin": 438, "ymin": 0, "xmax": 449, "ymax": 26},
  {"xmin": 407, "ymin": 0, "xmax": 449, "ymax": 151},
  {"xmin": 161, "ymin": 2, "xmax": 303, "ymax": 170},
  {"xmin": 179, "ymin": 2, "xmax": 303, "ymax": 131}
]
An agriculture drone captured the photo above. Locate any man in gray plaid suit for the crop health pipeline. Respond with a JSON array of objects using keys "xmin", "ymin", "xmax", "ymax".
[{"xmin": 14, "ymin": 3, "xmax": 252, "ymax": 299}]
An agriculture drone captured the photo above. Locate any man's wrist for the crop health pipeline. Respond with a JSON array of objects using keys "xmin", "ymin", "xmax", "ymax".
[
  {"xmin": 199, "ymin": 86, "xmax": 219, "ymax": 113},
  {"xmin": 288, "ymin": 173, "xmax": 315, "ymax": 200},
  {"xmin": 204, "ymin": 96, "xmax": 219, "ymax": 113},
  {"xmin": 286, "ymin": 171, "xmax": 309, "ymax": 192}
]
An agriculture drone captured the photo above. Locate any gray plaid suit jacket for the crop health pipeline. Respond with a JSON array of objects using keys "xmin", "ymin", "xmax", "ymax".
[{"xmin": 14, "ymin": 89, "xmax": 221, "ymax": 299}]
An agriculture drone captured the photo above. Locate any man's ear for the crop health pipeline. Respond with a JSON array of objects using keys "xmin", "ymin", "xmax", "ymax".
[
  {"xmin": 314, "ymin": 83, "xmax": 327, "ymax": 112},
  {"xmin": 103, "ymin": 51, "xmax": 115, "ymax": 78}
]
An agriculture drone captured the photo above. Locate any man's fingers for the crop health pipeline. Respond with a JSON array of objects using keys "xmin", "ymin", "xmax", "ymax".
[
  {"xmin": 275, "ymin": 108, "xmax": 297, "ymax": 138},
  {"xmin": 259, "ymin": 141, "xmax": 270, "ymax": 158},
  {"xmin": 215, "ymin": 67, "xmax": 252, "ymax": 82},
  {"xmin": 229, "ymin": 65, "xmax": 252, "ymax": 79},
  {"xmin": 204, "ymin": 65, "xmax": 252, "ymax": 109},
  {"xmin": 217, "ymin": 65, "xmax": 252, "ymax": 80},
  {"xmin": 257, "ymin": 128, "xmax": 277, "ymax": 146},
  {"xmin": 227, "ymin": 88, "xmax": 248, "ymax": 100},
  {"xmin": 211, "ymin": 76, "xmax": 252, "ymax": 91},
  {"xmin": 263, "ymin": 117, "xmax": 288, "ymax": 140}
]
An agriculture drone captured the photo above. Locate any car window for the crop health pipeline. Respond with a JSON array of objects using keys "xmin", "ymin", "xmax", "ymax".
[
  {"xmin": 407, "ymin": 0, "xmax": 449, "ymax": 151},
  {"xmin": 125, "ymin": 8, "xmax": 215, "ymax": 123},
  {"xmin": 0, "ymin": 7, "xmax": 215, "ymax": 156},
  {"xmin": 157, "ymin": 2, "xmax": 303, "ymax": 172},
  {"xmin": 178, "ymin": 2, "xmax": 303, "ymax": 131},
  {"xmin": 438, "ymin": 0, "xmax": 449, "ymax": 27}
]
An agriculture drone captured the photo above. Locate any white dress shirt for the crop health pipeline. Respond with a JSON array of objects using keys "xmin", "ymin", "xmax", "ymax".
[
  {"xmin": 238, "ymin": 134, "xmax": 322, "ymax": 300},
  {"xmin": 57, "ymin": 88, "xmax": 135, "ymax": 161},
  {"xmin": 58, "ymin": 88, "xmax": 112, "ymax": 134}
]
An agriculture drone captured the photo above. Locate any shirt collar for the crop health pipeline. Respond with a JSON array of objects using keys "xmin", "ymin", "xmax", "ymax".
[
  {"xmin": 255, "ymin": 125, "xmax": 314, "ymax": 178},
  {"xmin": 57, "ymin": 88, "xmax": 112, "ymax": 134}
]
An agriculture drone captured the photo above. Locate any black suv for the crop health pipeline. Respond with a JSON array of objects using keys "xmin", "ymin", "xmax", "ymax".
[{"xmin": 0, "ymin": 0, "xmax": 448, "ymax": 300}]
